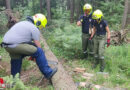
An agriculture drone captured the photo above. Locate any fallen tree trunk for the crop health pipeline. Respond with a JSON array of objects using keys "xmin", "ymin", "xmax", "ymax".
[{"xmin": 40, "ymin": 34, "xmax": 77, "ymax": 90}]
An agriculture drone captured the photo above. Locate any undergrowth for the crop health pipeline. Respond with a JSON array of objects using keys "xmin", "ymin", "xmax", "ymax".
[{"xmin": 43, "ymin": 19, "xmax": 130, "ymax": 89}]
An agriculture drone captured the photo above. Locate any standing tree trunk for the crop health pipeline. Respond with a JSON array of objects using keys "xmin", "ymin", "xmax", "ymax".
[
  {"xmin": 25, "ymin": 0, "xmax": 28, "ymax": 6},
  {"xmin": 32, "ymin": 0, "xmax": 35, "ymax": 14},
  {"xmin": 126, "ymin": 0, "xmax": 130, "ymax": 29},
  {"xmin": 67, "ymin": 0, "xmax": 70, "ymax": 10},
  {"xmin": 21, "ymin": 0, "xmax": 24, "ymax": 7},
  {"xmin": 5, "ymin": 0, "xmax": 18, "ymax": 29},
  {"xmin": 40, "ymin": 0, "xmax": 43, "ymax": 13},
  {"xmin": 5, "ymin": 0, "xmax": 11, "ymax": 9},
  {"xmin": 46, "ymin": 0, "xmax": 51, "ymax": 21},
  {"xmin": 76, "ymin": 0, "xmax": 80, "ymax": 20},
  {"xmin": 70, "ymin": 0, "xmax": 75, "ymax": 23},
  {"xmin": 121, "ymin": 0, "xmax": 128, "ymax": 30}
]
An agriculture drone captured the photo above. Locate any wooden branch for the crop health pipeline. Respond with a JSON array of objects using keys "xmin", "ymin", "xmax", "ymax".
[
  {"xmin": 0, "ymin": 65, "xmax": 4, "ymax": 70},
  {"xmin": 121, "ymin": 0, "xmax": 129, "ymax": 29}
]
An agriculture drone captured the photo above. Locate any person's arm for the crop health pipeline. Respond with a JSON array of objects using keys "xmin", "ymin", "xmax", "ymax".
[
  {"xmin": 106, "ymin": 26, "xmax": 111, "ymax": 39},
  {"xmin": 89, "ymin": 26, "xmax": 96, "ymax": 40},
  {"xmin": 34, "ymin": 40, "xmax": 41, "ymax": 48},
  {"xmin": 106, "ymin": 26, "xmax": 111, "ymax": 47},
  {"xmin": 77, "ymin": 15, "xmax": 83, "ymax": 26},
  {"xmin": 77, "ymin": 21, "xmax": 82, "ymax": 26}
]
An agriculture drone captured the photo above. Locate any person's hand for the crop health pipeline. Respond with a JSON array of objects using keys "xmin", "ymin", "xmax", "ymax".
[
  {"xmin": 28, "ymin": 56, "xmax": 36, "ymax": 62},
  {"xmin": 89, "ymin": 37, "xmax": 92, "ymax": 40},
  {"xmin": 107, "ymin": 39, "xmax": 110, "ymax": 47}
]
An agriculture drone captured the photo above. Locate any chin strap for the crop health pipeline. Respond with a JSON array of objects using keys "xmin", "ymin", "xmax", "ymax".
[{"xmin": 26, "ymin": 16, "xmax": 34, "ymax": 24}]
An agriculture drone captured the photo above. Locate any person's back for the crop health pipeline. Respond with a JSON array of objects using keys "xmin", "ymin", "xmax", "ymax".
[
  {"xmin": 1, "ymin": 13, "xmax": 57, "ymax": 79},
  {"xmin": 3, "ymin": 21, "xmax": 40, "ymax": 46}
]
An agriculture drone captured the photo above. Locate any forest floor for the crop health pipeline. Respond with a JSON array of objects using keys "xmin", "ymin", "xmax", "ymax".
[
  {"xmin": 0, "ymin": 60, "xmax": 53, "ymax": 89},
  {"xmin": 0, "ymin": 52, "xmax": 129, "ymax": 90},
  {"xmin": 0, "ymin": 33, "xmax": 130, "ymax": 90}
]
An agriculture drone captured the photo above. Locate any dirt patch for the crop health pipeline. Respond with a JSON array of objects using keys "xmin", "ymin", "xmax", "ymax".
[
  {"xmin": 0, "ymin": 61, "xmax": 10, "ymax": 75},
  {"xmin": 0, "ymin": 61, "xmax": 51, "ymax": 88}
]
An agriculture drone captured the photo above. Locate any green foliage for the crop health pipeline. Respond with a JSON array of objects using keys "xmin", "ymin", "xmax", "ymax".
[
  {"xmin": 92, "ymin": 74, "xmax": 106, "ymax": 85},
  {"xmin": 105, "ymin": 44, "xmax": 130, "ymax": 77},
  {"xmin": 22, "ymin": 59, "xmax": 32, "ymax": 71},
  {"xmin": 43, "ymin": 19, "xmax": 130, "ymax": 88},
  {"xmin": 95, "ymin": 0, "xmax": 124, "ymax": 30},
  {"xmin": 0, "ymin": 69, "xmax": 7, "ymax": 77},
  {"xmin": 2, "ymin": 74, "xmax": 41, "ymax": 90},
  {"xmin": 43, "ymin": 19, "xmax": 82, "ymax": 59},
  {"xmin": 0, "ymin": 36, "xmax": 10, "ymax": 61},
  {"xmin": 0, "ymin": 12, "xmax": 8, "ymax": 33},
  {"xmin": 3, "ymin": 74, "xmax": 28, "ymax": 90},
  {"xmin": 13, "ymin": 4, "xmax": 33, "ymax": 20},
  {"xmin": 109, "ymin": 75, "xmax": 128, "ymax": 86}
]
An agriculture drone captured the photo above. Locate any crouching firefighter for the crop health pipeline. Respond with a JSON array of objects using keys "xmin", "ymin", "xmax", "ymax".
[
  {"xmin": 1, "ymin": 13, "xmax": 57, "ymax": 79},
  {"xmin": 90, "ymin": 10, "xmax": 111, "ymax": 72}
]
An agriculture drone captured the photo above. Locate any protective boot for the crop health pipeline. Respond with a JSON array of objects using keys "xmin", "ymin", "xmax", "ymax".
[
  {"xmin": 82, "ymin": 51, "xmax": 88, "ymax": 59},
  {"xmin": 88, "ymin": 53, "xmax": 94, "ymax": 61},
  {"xmin": 92, "ymin": 58, "xmax": 99, "ymax": 69},
  {"xmin": 11, "ymin": 58, "xmax": 22, "ymax": 77},
  {"xmin": 100, "ymin": 59, "xmax": 105, "ymax": 72},
  {"xmin": 89, "ymin": 53, "xmax": 94, "ymax": 57},
  {"xmin": 31, "ymin": 47, "xmax": 57, "ymax": 79}
]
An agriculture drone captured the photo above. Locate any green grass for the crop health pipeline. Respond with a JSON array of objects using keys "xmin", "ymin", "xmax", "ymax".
[
  {"xmin": 43, "ymin": 19, "xmax": 82, "ymax": 59},
  {"xmin": 0, "ymin": 35, "xmax": 10, "ymax": 61},
  {"xmin": 43, "ymin": 19, "xmax": 130, "ymax": 89}
]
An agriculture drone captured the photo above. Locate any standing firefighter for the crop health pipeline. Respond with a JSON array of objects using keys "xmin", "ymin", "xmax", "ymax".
[
  {"xmin": 90, "ymin": 10, "xmax": 111, "ymax": 72},
  {"xmin": 1, "ymin": 13, "xmax": 57, "ymax": 79},
  {"xmin": 77, "ymin": 3, "xmax": 94, "ymax": 59}
]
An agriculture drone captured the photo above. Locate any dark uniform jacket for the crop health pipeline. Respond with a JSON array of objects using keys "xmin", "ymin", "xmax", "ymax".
[
  {"xmin": 93, "ymin": 20, "xmax": 108, "ymax": 35},
  {"xmin": 78, "ymin": 13, "xmax": 93, "ymax": 34}
]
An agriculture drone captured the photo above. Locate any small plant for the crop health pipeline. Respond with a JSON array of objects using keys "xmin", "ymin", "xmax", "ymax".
[{"xmin": 2, "ymin": 74, "xmax": 41, "ymax": 90}]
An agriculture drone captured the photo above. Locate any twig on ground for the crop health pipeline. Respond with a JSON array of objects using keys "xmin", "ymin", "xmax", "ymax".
[{"xmin": 0, "ymin": 65, "xmax": 4, "ymax": 70}]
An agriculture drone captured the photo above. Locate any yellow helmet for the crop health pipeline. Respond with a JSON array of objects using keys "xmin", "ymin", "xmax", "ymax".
[
  {"xmin": 92, "ymin": 9, "xmax": 103, "ymax": 20},
  {"xmin": 83, "ymin": 4, "xmax": 92, "ymax": 15},
  {"xmin": 33, "ymin": 13, "xmax": 47, "ymax": 29}
]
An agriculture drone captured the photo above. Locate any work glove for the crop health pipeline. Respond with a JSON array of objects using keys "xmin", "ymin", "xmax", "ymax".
[
  {"xmin": 0, "ymin": 78, "xmax": 5, "ymax": 88},
  {"xmin": 28, "ymin": 56, "xmax": 36, "ymax": 62},
  {"xmin": 107, "ymin": 39, "xmax": 110, "ymax": 47}
]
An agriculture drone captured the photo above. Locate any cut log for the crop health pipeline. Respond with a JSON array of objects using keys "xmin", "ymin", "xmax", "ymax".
[{"xmin": 40, "ymin": 34, "xmax": 77, "ymax": 90}]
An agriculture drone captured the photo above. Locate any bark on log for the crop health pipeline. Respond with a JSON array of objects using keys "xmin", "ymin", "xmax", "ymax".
[{"xmin": 40, "ymin": 34, "xmax": 77, "ymax": 90}]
